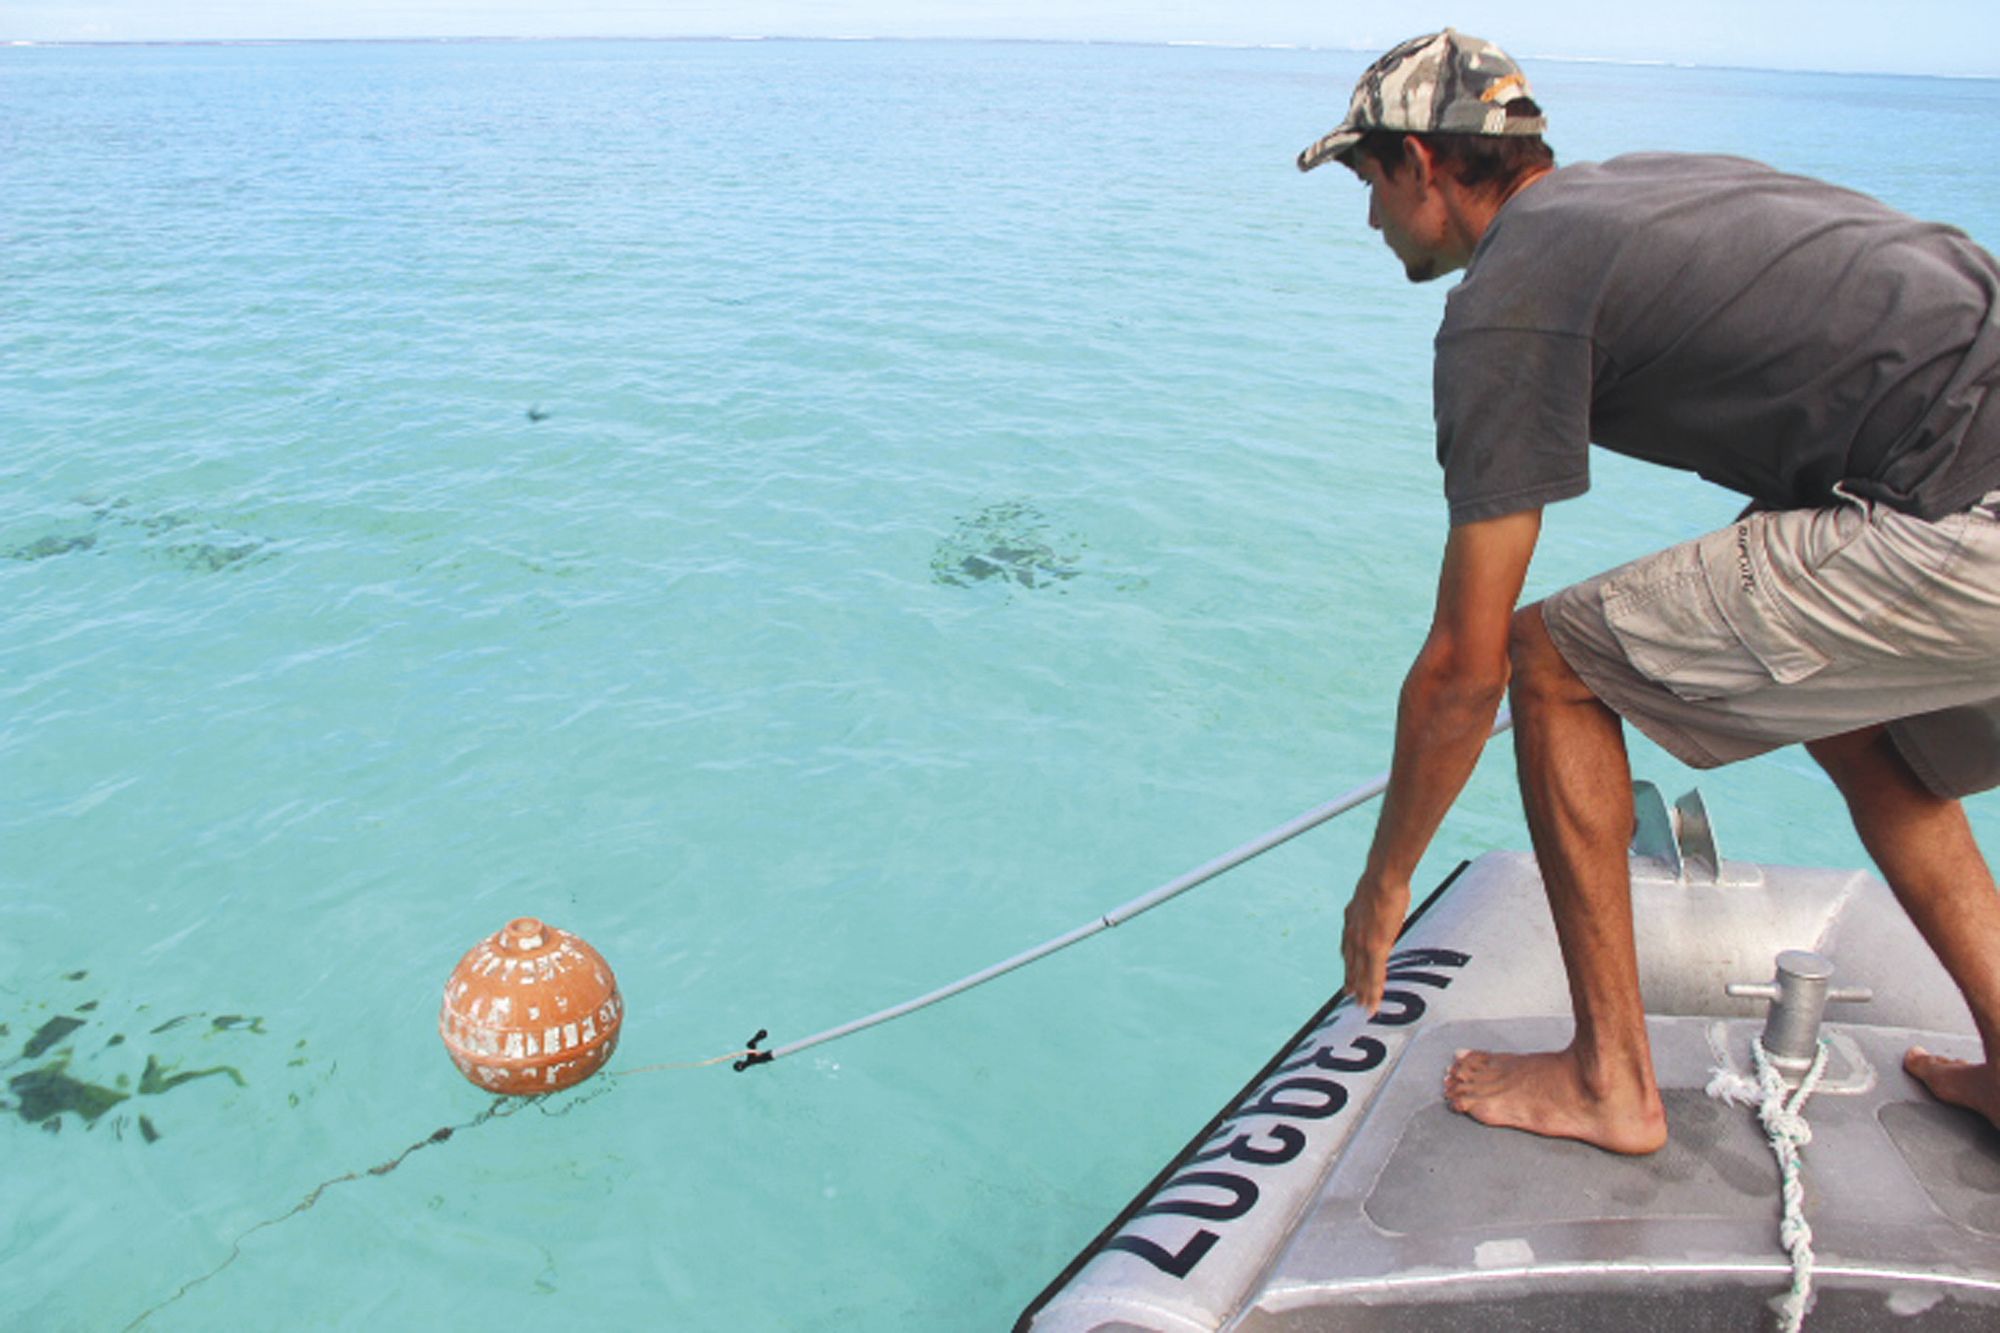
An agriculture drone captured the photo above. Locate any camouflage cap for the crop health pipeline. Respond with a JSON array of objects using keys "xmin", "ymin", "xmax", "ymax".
[{"xmin": 1297, "ymin": 29, "xmax": 1546, "ymax": 173}]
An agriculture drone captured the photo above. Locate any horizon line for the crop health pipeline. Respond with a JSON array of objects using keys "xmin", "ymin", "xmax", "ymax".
[{"xmin": 4, "ymin": 32, "xmax": 1997, "ymax": 83}]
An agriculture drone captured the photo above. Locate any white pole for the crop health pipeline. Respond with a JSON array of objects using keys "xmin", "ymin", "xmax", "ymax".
[{"xmin": 759, "ymin": 708, "xmax": 1514, "ymax": 1064}]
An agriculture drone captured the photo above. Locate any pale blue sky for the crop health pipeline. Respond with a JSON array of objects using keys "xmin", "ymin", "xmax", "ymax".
[{"xmin": 5, "ymin": 1, "xmax": 1997, "ymax": 79}]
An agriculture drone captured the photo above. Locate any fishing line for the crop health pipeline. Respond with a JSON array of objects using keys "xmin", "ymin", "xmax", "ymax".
[
  {"xmin": 615, "ymin": 1047, "xmax": 762, "ymax": 1076},
  {"xmin": 124, "ymin": 1096, "xmax": 532, "ymax": 1329}
]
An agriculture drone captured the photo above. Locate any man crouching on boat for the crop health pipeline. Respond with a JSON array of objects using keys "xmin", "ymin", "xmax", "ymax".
[{"xmin": 1305, "ymin": 30, "xmax": 2000, "ymax": 1153}]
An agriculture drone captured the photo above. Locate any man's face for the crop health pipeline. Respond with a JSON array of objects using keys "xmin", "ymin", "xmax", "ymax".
[{"xmin": 1355, "ymin": 152, "xmax": 1446, "ymax": 283}]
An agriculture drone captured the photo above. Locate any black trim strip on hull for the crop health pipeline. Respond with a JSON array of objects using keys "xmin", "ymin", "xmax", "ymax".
[{"xmin": 1013, "ymin": 859, "xmax": 1475, "ymax": 1332}]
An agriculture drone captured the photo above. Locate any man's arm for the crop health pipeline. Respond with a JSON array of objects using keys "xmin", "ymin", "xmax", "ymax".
[{"xmin": 1342, "ymin": 508, "xmax": 1543, "ymax": 1012}]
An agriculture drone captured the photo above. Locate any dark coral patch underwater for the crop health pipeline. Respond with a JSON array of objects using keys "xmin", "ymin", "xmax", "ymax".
[
  {"xmin": 1, "ymin": 973, "xmax": 291, "ymax": 1145},
  {"xmin": 4, "ymin": 498, "xmax": 272, "ymax": 574},
  {"xmin": 931, "ymin": 500, "xmax": 1085, "ymax": 592}
]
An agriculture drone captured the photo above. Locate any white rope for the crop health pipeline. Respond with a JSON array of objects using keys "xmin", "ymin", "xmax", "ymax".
[{"xmin": 1706, "ymin": 1037, "xmax": 1831, "ymax": 1333}]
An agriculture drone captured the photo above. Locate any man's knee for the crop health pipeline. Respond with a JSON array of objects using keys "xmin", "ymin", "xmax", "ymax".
[
  {"xmin": 1808, "ymin": 725, "xmax": 1919, "ymax": 801},
  {"xmin": 1508, "ymin": 602, "xmax": 1585, "ymax": 710}
]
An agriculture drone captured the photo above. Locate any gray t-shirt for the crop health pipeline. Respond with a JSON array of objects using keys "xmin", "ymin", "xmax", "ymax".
[{"xmin": 1434, "ymin": 153, "xmax": 2000, "ymax": 525}]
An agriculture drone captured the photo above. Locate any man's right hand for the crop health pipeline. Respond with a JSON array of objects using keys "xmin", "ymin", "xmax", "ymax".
[
  {"xmin": 1342, "ymin": 873, "xmax": 1411, "ymax": 1014},
  {"xmin": 1342, "ymin": 509, "xmax": 1541, "ymax": 1013}
]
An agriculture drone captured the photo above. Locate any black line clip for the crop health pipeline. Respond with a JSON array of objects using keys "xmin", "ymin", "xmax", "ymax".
[{"xmin": 732, "ymin": 1029, "xmax": 774, "ymax": 1073}]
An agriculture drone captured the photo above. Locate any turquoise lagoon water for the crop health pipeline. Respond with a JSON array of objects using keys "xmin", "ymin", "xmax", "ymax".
[{"xmin": 5, "ymin": 39, "xmax": 2000, "ymax": 1331}]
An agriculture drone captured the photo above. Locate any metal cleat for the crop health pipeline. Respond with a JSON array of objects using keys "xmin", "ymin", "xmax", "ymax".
[{"xmin": 1727, "ymin": 949, "xmax": 1873, "ymax": 1078}]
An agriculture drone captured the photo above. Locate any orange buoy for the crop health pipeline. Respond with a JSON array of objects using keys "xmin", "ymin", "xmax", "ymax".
[{"xmin": 439, "ymin": 917, "xmax": 623, "ymax": 1095}]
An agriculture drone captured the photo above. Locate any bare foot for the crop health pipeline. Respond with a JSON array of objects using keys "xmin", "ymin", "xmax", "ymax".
[
  {"xmin": 1444, "ymin": 1047, "xmax": 1667, "ymax": 1155},
  {"xmin": 1906, "ymin": 1046, "xmax": 2000, "ymax": 1131}
]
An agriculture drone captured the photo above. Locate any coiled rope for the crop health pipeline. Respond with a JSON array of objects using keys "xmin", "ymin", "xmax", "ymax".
[
  {"xmin": 1706, "ymin": 1036, "xmax": 1832, "ymax": 1333},
  {"xmin": 622, "ymin": 709, "xmax": 1514, "ymax": 1075}
]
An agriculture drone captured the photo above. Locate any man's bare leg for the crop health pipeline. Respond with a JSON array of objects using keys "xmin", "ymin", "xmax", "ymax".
[
  {"xmin": 1808, "ymin": 726, "xmax": 2000, "ymax": 1129},
  {"xmin": 1444, "ymin": 603, "xmax": 1668, "ymax": 1154}
]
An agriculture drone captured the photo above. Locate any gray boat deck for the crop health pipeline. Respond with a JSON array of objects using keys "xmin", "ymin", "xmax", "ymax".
[
  {"xmin": 1240, "ymin": 1016, "xmax": 2000, "ymax": 1330},
  {"xmin": 1022, "ymin": 825, "xmax": 2000, "ymax": 1333}
]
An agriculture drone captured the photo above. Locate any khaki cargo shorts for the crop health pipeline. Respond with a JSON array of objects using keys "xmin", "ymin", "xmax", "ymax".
[{"xmin": 1542, "ymin": 490, "xmax": 2000, "ymax": 800}]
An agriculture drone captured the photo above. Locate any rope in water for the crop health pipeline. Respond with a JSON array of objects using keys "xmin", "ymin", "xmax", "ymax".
[
  {"xmin": 1706, "ymin": 1036, "xmax": 1832, "ymax": 1333},
  {"xmin": 619, "ymin": 709, "xmax": 1514, "ymax": 1076},
  {"xmin": 617, "ymin": 1048, "xmax": 759, "ymax": 1077}
]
